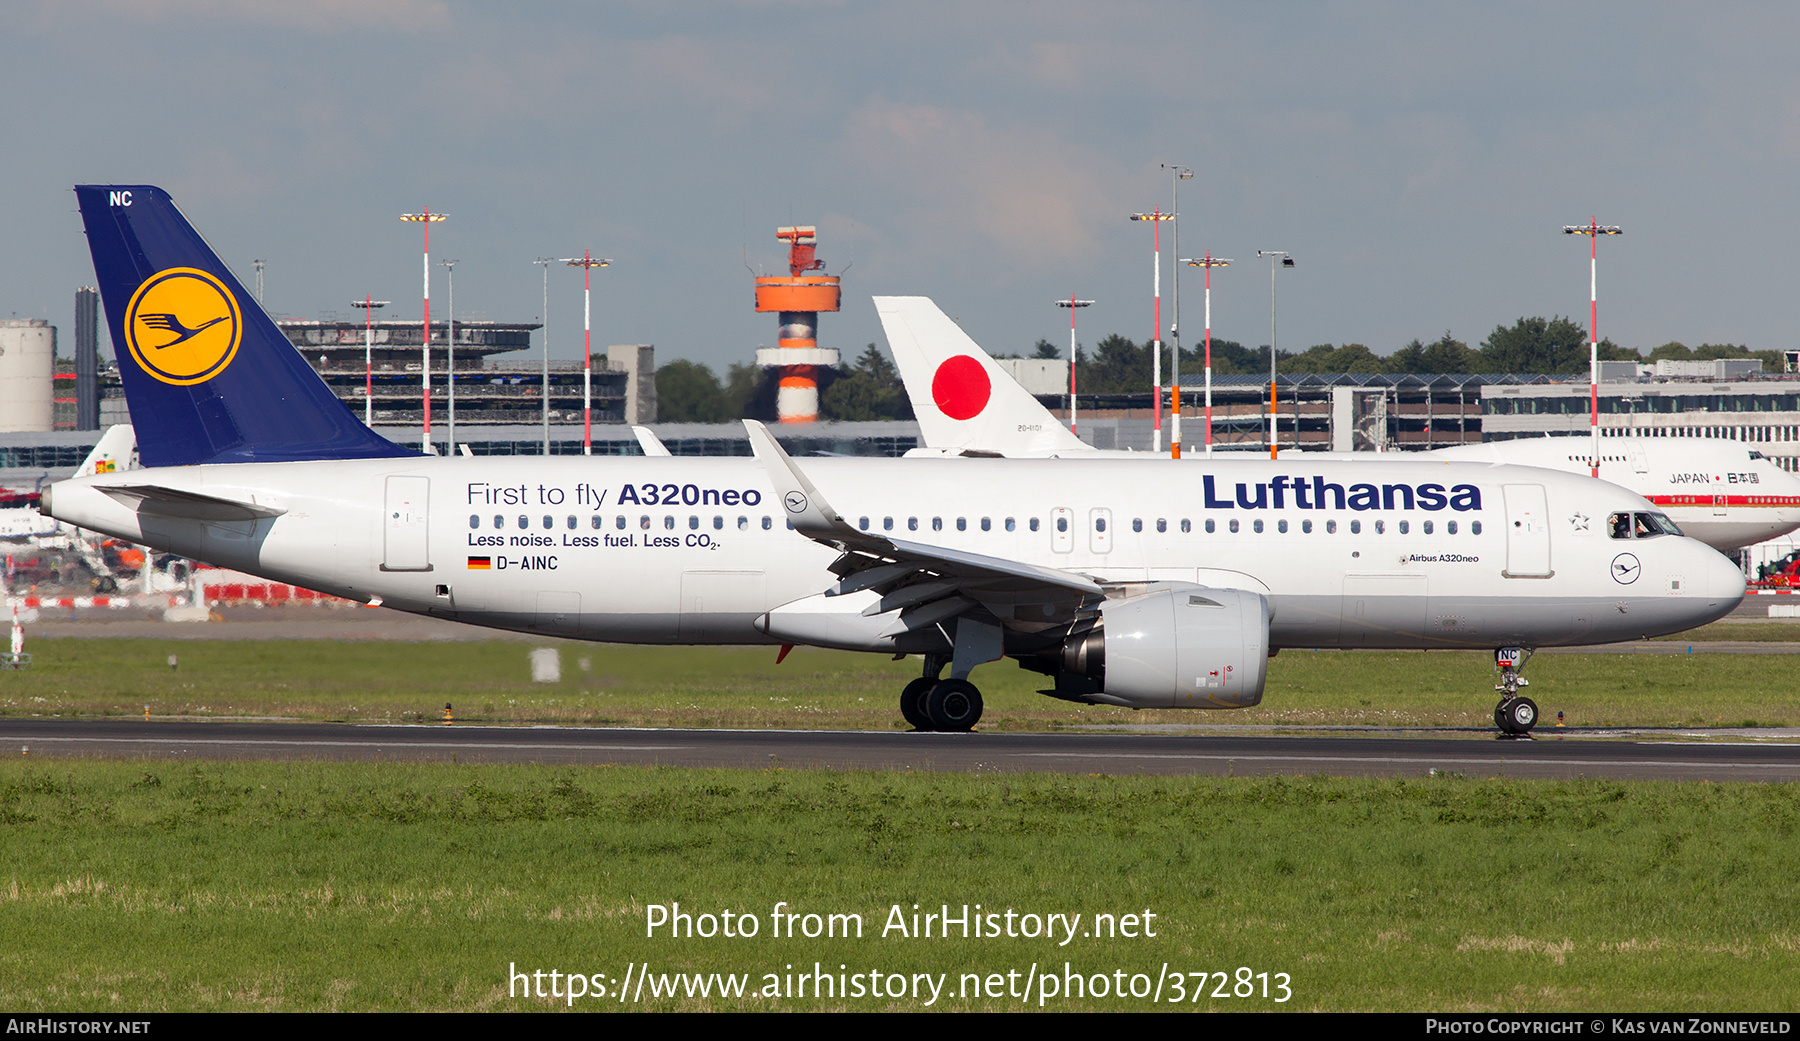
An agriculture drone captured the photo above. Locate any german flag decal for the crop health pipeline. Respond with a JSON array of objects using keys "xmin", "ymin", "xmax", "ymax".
[{"xmin": 467, "ymin": 556, "xmax": 492, "ymax": 570}]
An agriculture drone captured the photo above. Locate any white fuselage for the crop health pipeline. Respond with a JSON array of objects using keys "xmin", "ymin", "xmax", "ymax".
[{"xmin": 46, "ymin": 454, "xmax": 1744, "ymax": 654}]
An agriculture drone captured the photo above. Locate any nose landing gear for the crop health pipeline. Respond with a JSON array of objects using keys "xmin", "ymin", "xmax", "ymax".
[{"xmin": 1493, "ymin": 646, "xmax": 1537, "ymax": 739}]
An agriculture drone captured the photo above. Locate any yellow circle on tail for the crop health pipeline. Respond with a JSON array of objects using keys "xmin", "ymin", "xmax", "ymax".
[{"xmin": 123, "ymin": 267, "xmax": 242, "ymax": 385}]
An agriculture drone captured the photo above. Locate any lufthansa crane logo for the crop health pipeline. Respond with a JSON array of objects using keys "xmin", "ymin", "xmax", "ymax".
[
  {"xmin": 123, "ymin": 267, "xmax": 242, "ymax": 385},
  {"xmin": 784, "ymin": 491, "xmax": 809, "ymax": 514},
  {"xmin": 1610, "ymin": 552, "xmax": 1642, "ymax": 585}
]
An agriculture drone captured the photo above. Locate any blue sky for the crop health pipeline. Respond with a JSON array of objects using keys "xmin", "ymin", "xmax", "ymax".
[{"xmin": 5, "ymin": 2, "xmax": 1797, "ymax": 370}]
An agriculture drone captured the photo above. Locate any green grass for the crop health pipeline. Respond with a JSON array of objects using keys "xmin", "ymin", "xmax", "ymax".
[
  {"xmin": 1, "ymin": 761, "xmax": 1797, "ymax": 1011},
  {"xmin": 2, "ymin": 639, "xmax": 1798, "ymax": 730}
]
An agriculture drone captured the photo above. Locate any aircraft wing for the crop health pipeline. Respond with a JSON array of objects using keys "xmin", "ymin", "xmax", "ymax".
[{"xmin": 744, "ymin": 421, "xmax": 1099, "ymax": 639}]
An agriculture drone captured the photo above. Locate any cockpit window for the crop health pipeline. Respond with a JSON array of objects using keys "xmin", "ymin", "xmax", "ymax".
[
  {"xmin": 1632, "ymin": 512, "xmax": 1682, "ymax": 538},
  {"xmin": 1609, "ymin": 512, "xmax": 1631, "ymax": 540}
]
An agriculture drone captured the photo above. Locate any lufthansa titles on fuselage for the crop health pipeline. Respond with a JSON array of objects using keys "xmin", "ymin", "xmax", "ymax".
[{"xmin": 1201, "ymin": 475, "xmax": 1481, "ymax": 512}]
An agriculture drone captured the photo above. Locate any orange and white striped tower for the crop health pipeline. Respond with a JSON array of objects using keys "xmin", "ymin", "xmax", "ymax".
[{"xmin": 754, "ymin": 226, "xmax": 840, "ymax": 423}]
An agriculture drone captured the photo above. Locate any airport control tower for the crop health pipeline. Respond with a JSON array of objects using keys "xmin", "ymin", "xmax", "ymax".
[{"xmin": 754, "ymin": 225, "xmax": 840, "ymax": 423}]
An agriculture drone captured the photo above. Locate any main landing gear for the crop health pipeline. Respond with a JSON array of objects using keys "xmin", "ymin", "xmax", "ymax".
[
  {"xmin": 1493, "ymin": 646, "xmax": 1538, "ymax": 739},
  {"xmin": 900, "ymin": 655, "xmax": 985, "ymax": 732}
]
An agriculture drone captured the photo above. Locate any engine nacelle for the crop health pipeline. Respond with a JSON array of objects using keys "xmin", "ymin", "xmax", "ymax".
[{"xmin": 1060, "ymin": 585, "xmax": 1269, "ymax": 709}]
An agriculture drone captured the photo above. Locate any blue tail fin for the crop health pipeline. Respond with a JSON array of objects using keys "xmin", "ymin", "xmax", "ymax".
[{"xmin": 75, "ymin": 185, "xmax": 415, "ymax": 467}]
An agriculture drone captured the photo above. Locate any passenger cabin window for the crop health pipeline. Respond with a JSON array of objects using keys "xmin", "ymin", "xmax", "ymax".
[
  {"xmin": 664, "ymin": 516, "xmax": 675, "ymax": 530},
  {"xmin": 956, "ymin": 518, "xmax": 966, "ymax": 531},
  {"xmin": 1205, "ymin": 519, "xmax": 1215, "ymax": 533},
  {"xmin": 543, "ymin": 516, "xmax": 554, "ymax": 530},
  {"xmin": 1422, "ymin": 520, "xmax": 1432, "ymax": 535},
  {"xmin": 908, "ymin": 517, "xmax": 919, "ymax": 531},
  {"xmin": 568, "ymin": 516, "xmax": 578, "ymax": 530},
  {"xmin": 1253, "ymin": 519, "xmax": 1264, "ymax": 534},
  {"xmin": 1350, "ymin": 520, "xmax": 1361, "ymax": 534},
  {"xmin": 933, "ymin": 517, "xmax": 944, "ymax": 531},
  {"xmin": 858, "ymin": 516, "xmax": 869, "ymax": 531},
  {"xmin": 884, "ymin": 517, "xmax": 894, "ymax": 531},
  {"xmin": 469, "ymin": 515, "xmax": 480, "ymax": 529},
  {"xmin": 1180, "ymin": 519, "xmax": 1191, "ymax": 533},
  {"xmin": 1327, "ymin": 520, "xmax": 1337, "ymax": 534},
  {"xmin": 1056, "ymin": 517, "xmax": 1067, "ymax": 533},
  {"xmin": 980, "ymin": 517, "xmax": 991, "ymax": 531},
  {"xmin": 591, "ymin": 516, "xmax": 603, "ymax": 530},
  {"xmin": 495, "ymin": 515, "xmax": 504, "ymax": 529},
  {"xmin": 1028, "ymin": 517, "xmax": 1039, "ymax": 532},
  {"xmin": 1228, "ymin": 519, "xmax": 1239, "ymax": 533},
  {"xmin": 1132, "ymin": 518, "xmax": 1143, "ymax": 533},
  {"xmin": 1156, "ymin": 518, "xmax": 1167, "ymax": 533},
  {"xmin": 1005, "ymin": 518, "xmax": 1016, "ymax": 532},
  {"xmin": 1471, "ymin": 521, "xmax": 1483, "ymax": 535},
  {"xmin": 1277, "ymin": 519, "xmax": 1288, "ymax": 534},
  {"xmin": 762, "ymin": 517, "xmax": 772, "ymax": 530}
]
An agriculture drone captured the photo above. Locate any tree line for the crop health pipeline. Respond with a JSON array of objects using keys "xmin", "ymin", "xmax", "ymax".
[
  {"xmin": 656, "ymin": 343, "xmax": 913, "ymax": 423},
  {"xmin": 656, "ymin": 316, "xmax": 1780, "ymax": 422}
]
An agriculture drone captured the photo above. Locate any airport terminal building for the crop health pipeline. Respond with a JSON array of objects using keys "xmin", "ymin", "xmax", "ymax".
[{"xmin": 6, "ymin": 318, "xmax": 1800, "ymax": 477}]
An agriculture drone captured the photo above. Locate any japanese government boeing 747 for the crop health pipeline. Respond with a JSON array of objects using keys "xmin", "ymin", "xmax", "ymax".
[{"xmin": 45, "ymin": 186, "xmax": 1744, "ymax": 735}]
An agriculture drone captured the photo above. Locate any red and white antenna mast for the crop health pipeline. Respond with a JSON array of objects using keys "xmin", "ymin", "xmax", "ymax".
[
  {"xmin": 1131, "ymin": 209, "xmax": 1174, "ymax": 452},
  {"xmin": 351, "ymin": 297, "xmax": 389, "ymax": 427},
  {"xmin": 1185, "ymin": 255, "xmax": 1231, "ymax": 455},
  {"xmin": 1055, "ymin": 296, "xmax": 1094, "ymax": 435},
  {"xmin": 400, "ymin": 209, "xmax": 447, "ymax": 453},
  {"xmin": 563, "ymin": 252, "xmax": 613, "ymax": 455},
  {"xmin": 1564, "ymin": 219, "xmax": 1623, "ymax": 478}
]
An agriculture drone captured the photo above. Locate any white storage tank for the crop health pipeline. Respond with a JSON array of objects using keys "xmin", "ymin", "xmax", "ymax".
[{"xmin": 0, "ymin": 319, "xmax": 55, "ymax": 432}]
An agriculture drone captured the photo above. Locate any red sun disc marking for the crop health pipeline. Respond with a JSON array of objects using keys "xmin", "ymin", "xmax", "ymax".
[{"xmin": 932, "ymin": 355, "xmax": 991, "ymax": 421}]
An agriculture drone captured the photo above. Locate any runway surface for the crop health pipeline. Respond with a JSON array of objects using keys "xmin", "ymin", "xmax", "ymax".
[{"xmin": 3, "ymin": 718, "xmax": 1798, "ymax": 781}]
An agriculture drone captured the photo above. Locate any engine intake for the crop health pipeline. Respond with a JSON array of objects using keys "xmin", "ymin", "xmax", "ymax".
[{"xmin": 1058, "ymin": 584, "xmax": 1269, "ymax": 709}]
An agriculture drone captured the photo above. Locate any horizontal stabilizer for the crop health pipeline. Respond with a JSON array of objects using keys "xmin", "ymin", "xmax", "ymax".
[{"xmin": 98, "ymin": 484, "xmax": 286, "ymax": 522}]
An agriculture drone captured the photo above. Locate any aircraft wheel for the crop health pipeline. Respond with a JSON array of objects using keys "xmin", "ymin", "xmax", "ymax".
[
  {"xmin": 926, "ymin": 679, "xmax": 983, "ymax": 732},
  {"xmin": 1498, "ymin": 696, "xmax": 1538, "ymax": 735},
  {"xmin": 900, "ymin": 677, "xmax": 935, "ymax": 731}
]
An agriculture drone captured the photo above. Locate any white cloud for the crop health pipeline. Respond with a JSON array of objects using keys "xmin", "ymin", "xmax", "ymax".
[{"xmin": 837, "ymin": 100, "xmax": 1132, "ymax": 278}]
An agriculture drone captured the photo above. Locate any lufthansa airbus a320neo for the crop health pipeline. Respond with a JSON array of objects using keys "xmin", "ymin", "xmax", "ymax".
[{"xmin": 46, "ymin": 186, "xmax": 1744, "ymax": 735}]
